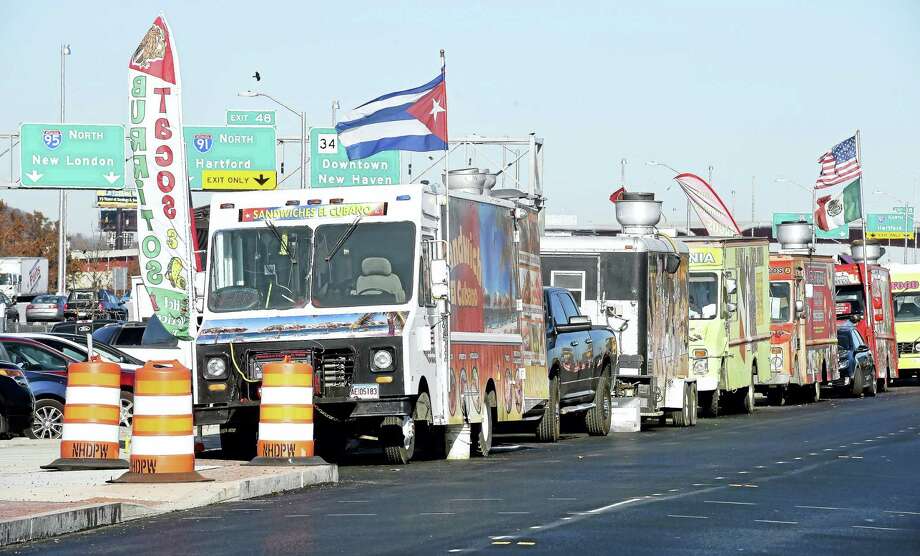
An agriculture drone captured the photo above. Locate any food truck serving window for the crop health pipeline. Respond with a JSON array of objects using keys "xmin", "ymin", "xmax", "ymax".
[
  {"xmin": 208, "ymin": 226, "xmax": 313, "ymax": 313},
  {"xmin": 312, "ymin": 222, "xmax": 415, "ymax": 308},
  {"xmin": 689, "ymin": 273, "xmax": 718, "ymax": 320},
  {"xmin": 769, "ymin": 282, "xmax": 792, "ymax": 323},
  {"xmin": 893, "ymin": 292, "xmax": 920, "ymax": 322},
  {"xmin": 835, "ymin": 286, "xmax": 864, "ymax": 316}
]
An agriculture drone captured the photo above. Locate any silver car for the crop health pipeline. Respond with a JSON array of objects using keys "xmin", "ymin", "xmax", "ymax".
[{"xmin": 25, "ymin": 295, "xmax": 66, "ymax": 322}]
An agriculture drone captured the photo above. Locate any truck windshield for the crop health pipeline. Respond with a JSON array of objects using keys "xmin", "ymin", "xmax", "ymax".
[
  {"xmin": 689, "ymin": 273, "xmax": 718, "ymax": 320},
  {"xmin": 835, "ymin": 286, "xmax": 864, "ymax": 317},
  {"xmin": 893, "ymin": 292, "xmax": 920, "ymax": 322},
  {"xmin": 0, "ymin": 273, "xmax": 15, "ymax": 285},
  {"xmin": 208, "ymin": 226, "xmax": 313, "ymax": 313},
  {"xmin": 312, "ymin": 222, "xmax": 415, "ymax": 308},
  {"xmin": 770, "ymin": 282, "xmax": 792, "ymax": 323}
]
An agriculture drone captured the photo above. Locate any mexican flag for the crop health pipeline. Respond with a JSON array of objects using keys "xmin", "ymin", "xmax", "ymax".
[{"xmin": 815, "ymin": 179, "xmax": 862, "ymax": 231}]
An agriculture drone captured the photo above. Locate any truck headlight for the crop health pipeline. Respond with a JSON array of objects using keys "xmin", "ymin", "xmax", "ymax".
[
  {"xmin": 205, "ymin": 357, "xmax": 227, "ymax": 379},
  {"xmin": 914, "ymin": 342, "xmax": 920, "ymax": 353},
  {"xmin": 372, "ymin": 349, "xmax": 394, "ymax": 372},
  {"xmin": 692, "ymin": 349, "xmax": 708, "ymax": 374}
]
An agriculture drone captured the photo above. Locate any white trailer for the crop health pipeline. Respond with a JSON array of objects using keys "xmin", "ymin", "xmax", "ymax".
[{"xmin": 0, "ymin": 257, "xmax": 49, "ymax": 302}]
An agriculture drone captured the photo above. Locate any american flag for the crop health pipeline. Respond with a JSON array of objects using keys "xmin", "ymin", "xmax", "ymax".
[{"xmin": 815, "ymin": 135, "xmax": 861, "ymax": 189}]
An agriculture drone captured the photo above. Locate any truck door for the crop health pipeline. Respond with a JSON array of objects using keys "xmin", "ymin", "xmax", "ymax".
[
  {"xmin": 794, "ymin": 272, "xmax": 808, "ymax": 383},
  {"xmin": 557, "ymin": 290, "xmax": 595, "ymax": 392}
]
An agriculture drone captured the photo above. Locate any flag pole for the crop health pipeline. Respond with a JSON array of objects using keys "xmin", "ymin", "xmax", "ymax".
[{"xmin": 855, "ymin": 129, "xmax": 871, "ymax": 320}]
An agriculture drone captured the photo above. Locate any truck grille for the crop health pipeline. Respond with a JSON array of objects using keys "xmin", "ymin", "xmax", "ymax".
[
  {"xmin": 897, "ymin": 342, "xmax": 915, "ymax": 356},
  {"xmin": 246, "ymin": 349, "xmax": 313, "ymax": 380},
  {"xmin": 316, "ymin": 348, "xmax": 356, "ymax": 395}
]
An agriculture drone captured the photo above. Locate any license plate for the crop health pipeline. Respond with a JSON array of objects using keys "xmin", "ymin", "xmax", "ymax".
[{"xmin": 350, "ymin": 383, "xmax": 379, "ymax": 400}]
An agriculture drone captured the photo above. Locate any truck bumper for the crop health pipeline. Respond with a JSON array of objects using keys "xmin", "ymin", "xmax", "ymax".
[{"xmin": 695, "ymin": 375, "xmax": 719, "ymax": 392}]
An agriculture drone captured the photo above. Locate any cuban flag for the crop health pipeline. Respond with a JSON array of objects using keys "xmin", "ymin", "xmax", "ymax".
[{"xmin": 335, "ymin": 71, "xmax": 448, "ymax": 161}]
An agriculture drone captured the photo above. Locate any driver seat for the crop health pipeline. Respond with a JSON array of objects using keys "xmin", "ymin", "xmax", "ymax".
[{"xmin": 356, "ymin": 257, "xmax": 405, "ymax": 303}]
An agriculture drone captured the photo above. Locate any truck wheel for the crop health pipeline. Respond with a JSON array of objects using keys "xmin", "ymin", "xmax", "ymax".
[
  {"xmin": 472, "ymin": 405, "xmax": 494, "ymax": 457},
  {"xmin": 767, "ymin": 387, "xmax": 786, "ymax": 406},
  {"xmin": 535, "ymin": 375, "xmax": 560, "ymax": 442},
  {"xmin": 672, "ymin": 384, "xmax": 691, "ymax": 427},
  {"xmin": 381, "ymin": 416, "xmax": 415, "ymax": 465},
  {"xmin": 689, "ymin": 383, "xmax": 698, "ymax": 426},
  {"xmin": 866, "ymin": 368, "xmax": 878, "ymax": 397},
  {"xmin": 878, "ymin": 368, "xmax": 889, "ymax": 393},
  {"xmin": 700, "ymin": 388, "xmax": 720, "ymax": 418},
  {"xmin": 219, "ymin": 421, "xmax": 258, "ymax": 460},
  {"xmin": 850, "ymin": 369, "xmax": 864, "ymax": 398},
  {"xmin": 807, "ymin": 379, "xmax": 821, "ymax": 403},
  {"xmin": 585, "ymin": 374, "xmax": 611, "ymax": 436},
  {"xmin": 741, "ymin": 377, "xmax": 755, "ymax": 415}
]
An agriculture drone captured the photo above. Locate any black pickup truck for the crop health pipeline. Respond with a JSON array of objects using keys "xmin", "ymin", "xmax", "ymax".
[{"xmin": 536, "ymin": 287, "xmax": 618, "ymax": 441}]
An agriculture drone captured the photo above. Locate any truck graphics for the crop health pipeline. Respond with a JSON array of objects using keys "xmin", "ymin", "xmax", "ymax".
[
  {"xmin": 887, "ymin": 263, "xmax": 920, "ymax": 379},
  {"xmin": 0, "ymin": 257, "xmax": 49, "ymax": 302},
  {"xmin": 684, "ymin": 238, "xmax": 770, "ymax": 416},
  {"xmin": 764, "ymin": 255, "xmax": 839, "ymax": 404}
]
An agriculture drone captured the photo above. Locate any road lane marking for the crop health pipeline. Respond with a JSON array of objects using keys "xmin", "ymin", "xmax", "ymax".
[
  {"xmin": 517, "ymin": 541, "xmax": 536, "ymax": 546},
  {"xmin": 704, "ymin": 500, "xmax": 756, "ymax": 506},
  {"xmin": 729, "ymin": 484, "xmax": 759, "ymax": 488},
  {"xmin": 852, "ymin": 525, "xmax": 901, "ymax": 531},
  {"xmin": 714, "ymin": 476, "xmax": 725, "ymax": 479},
  {"xmin": 285, "ymin": 514, "xmax": 311, "ymax": 517},
  {"xmin": 795, "ymin": 505, "xmax": 845, "ymax": 510},
  {"xmin": 775, "ymin": 461, "xmax": 787, "ymax": 464},
  {"xmin": 738, "ymin": 471, "xmax": 750, "ymax": 474},
  {"xmin": 327, "ymin": 513, "xmax": 377, "ymax": 517},
  {"xmin": 587, "ymin": 498, "xmax": 644, "ymax": 514},
  {"xmin": 668, "ymin": 514, "xmax": 709, "ymax": 519},
  {"xmin": 885, "ymin": 510, "xmax": 920, "ymax": 515},
  {"xmin": 491, "ymin": 540, "xmax": 513, "ymax": 545},
  {"xmin": 229, "ymin": 508, "xmax": 262, "ymax": 512},
  {"xmin": 420, "ymin": 512, "xmax": 455, "ymax": 516},
  {"xmin": 497, "ymin": 512, "xmax": 531, "ymax": 515},
  {"xmin": 692, "ymin": 483, "xmax": 711, "ymax": 487},
  {"xmin": 755, "ymin": 519, "xmax": 798, "ymax": 524}
]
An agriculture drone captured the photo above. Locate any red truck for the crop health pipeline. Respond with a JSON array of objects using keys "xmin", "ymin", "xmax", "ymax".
[{"xmin": 834, "ymin": 241, "xmax": 898, "ymax": 391}]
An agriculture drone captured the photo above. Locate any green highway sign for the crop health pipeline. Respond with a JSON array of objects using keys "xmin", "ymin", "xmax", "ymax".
[
  {"xmin": 19, "ymin": 123, "xmax": 126, "ymax": 189},
  {"xmin": 226, "ymin": 109, "xmax": 276, "ymax": 127},
  {"xmin": 866, "ymin": 212, "xmax": 914, "ymax": 240},
  {"xmin": 184, "ymin": 126, "xmax": 276, "ymax": 190},
  {"xmin": 309, "ymin": 127, "xmax": 400, "ymax": 188},
  {"xmin": 771, "ymin": 212, "xmax": 848, "ymax": 240}
]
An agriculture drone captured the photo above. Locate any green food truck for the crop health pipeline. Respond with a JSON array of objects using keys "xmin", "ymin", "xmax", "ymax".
[{"xmin": 683, "ymin": 237, "xmax": 771, "ymax": 416}]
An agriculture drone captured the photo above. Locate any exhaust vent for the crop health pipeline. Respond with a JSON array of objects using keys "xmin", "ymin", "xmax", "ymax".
[
  {"xmin": 615, "ymin": 192, "xmax": 662, "ymax": 235},
  {"xmin": 442, "ymin": 168, "xmax": 497, "ymax": 195},
  {"xmin": 850, "ymin": 240, "xmax": 884, "ymax": 264},
  {"xmin": 776, "ymin": 221, "xmax": 812, "ymax": 253}
]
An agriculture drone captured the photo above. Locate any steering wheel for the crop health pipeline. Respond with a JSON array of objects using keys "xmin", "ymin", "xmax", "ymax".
[{"xmin": 357, "ymin": 288, "xmax": 388, "ymax": 296}]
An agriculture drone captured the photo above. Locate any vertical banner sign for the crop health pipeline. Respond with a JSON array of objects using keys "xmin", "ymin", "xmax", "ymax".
[{"xmin": 128, "ymin": 16, "xmax": 194, "ymax": 340}]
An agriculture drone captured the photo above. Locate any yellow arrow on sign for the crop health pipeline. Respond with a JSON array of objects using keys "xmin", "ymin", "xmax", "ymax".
[{"xmin": 201, "ymin": 170, "xmax": 277, "ymax": 191}]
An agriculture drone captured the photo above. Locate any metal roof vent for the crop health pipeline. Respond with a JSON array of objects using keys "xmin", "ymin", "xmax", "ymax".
[
  {"xmin": 776, "ymin": 221, "xmax": 812, "ymax": 253},
  {"xmin": 850, "ymin": 239, "xmax": 884, "ymax": 264},
  {"xmin": 442, "ymin": 168, "xmax": 497, "ymax": 195},
  {"xmin": 615, "ymin": 192, "xmax": 662, "ymax": 235}
]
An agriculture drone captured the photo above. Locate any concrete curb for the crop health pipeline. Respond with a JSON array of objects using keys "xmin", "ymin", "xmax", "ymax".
[{"xmin": 0, "ymin": 465, "xmax": 338, "ymax": 547}]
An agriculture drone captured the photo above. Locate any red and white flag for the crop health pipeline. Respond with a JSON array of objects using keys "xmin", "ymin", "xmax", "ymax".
[
  {"xmin": 815, "ymin": 135, "xmax": 861, "ymax": 189},
  {"xmin": 673, "ymin": 173, "xmax": 741, "ymax": 236}
]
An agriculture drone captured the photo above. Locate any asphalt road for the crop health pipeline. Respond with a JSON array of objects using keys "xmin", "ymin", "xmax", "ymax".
[{"xmin": 6, "ymin": 384, "xmax": 920, "ymax": 555}]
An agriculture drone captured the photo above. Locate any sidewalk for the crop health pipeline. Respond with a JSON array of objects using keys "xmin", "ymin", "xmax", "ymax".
[{"xmin": 0, "ymin": 436, "xmax": 337, "ymax": 546}]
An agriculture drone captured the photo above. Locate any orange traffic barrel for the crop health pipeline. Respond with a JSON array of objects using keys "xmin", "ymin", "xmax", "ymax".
[
  {"xmin": 249, "ymin": 358, "xmax": 324, "ymax": 466},
  {"xmin": 111, "ymin": 360, "xmax": 210, "ymax": 483},
  {"xmin": 43, "ymin": 359, "xmax": 129, "ymax": 471}
]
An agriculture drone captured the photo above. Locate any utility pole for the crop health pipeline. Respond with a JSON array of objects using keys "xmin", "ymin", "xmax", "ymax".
[
  {"xmin": 57, "ymin": 44, "xmax": 71, "ymax": 295},
  {"xmin": 619, "ymin": 158, "xmax": 627, "ymax": 185},
  {"xmin": 751, "ymin": 176, "xmax": 756, "ymax": 237}
]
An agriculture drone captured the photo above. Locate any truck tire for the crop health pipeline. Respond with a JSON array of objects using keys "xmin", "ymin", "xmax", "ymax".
[
  {"xmin": 381, "ymin": 416, "xmax": 415, "ymax": 465},
  {"xmin": 672, "ymin": 384, "xmax": 691, "ymax": 427},
  {"xmin": 807, "ymin": 379, "xmax": 821, "ymax": 403},
  {"xmin": 878, "ymin": 367, "xmax": 889, "ymax": 393},
  {"xmin": 740, "ymin": 375, "xmax": 755, "ymax": 415},
  {"xmin": 585, "ymin": 374, "xmax": 611, "ymax": 436},
  {"xmin": 851, "ymin": 368, "xmax": 864, "ymax": 398},
  {"xmin": 688, "ymin": 383, "xmax": 698, "ymax": 426},
  {"xmin": 700, "ymin": 388, "xmax": 720, "ymax": 418},
  {"xmin": 472, "ymin": 404, "xmax": 494, "ymax": 457},
  {"xmin": 535, "ymin": 374, "xmax": 560, "ymax": 442},
  {"xmin": 219, "ymin": 421, "xmax": 258, "ymax": 460},
  {"xmin": 866, "ymin": 368, "xmax": 878, "ymax": 397}
]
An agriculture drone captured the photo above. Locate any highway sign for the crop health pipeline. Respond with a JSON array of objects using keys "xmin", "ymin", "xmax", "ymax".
[
  {"xmin": 893, "ymin": 205, "xmax": 915, "ymax": 216},
  {"xmin": 226, "ymin": 109, "xmax": 276, "ymax": 127},
  {"xmin": 96, "ymin": 189, "xmax": 138, "ymax": 209},
  {"xmin": 184, "ymin": 126, "xmax": 276, "ymax": 190},
  {"xmin": 309, "ymin": 127, "xmax": 400, "ymax": 188},
  {"xmin": 866, "ymin": 212, "xmax": 914, "ymax": 240},
  {"xmin": 202, "ymin": 170, "xmax": 277, "ymax": 191},
  {"xmin": 19, "ymin": 123, "xmax": 126, "ymax": 189},
  {"xmin": 771, "ymin": 212, "xmax": 848, "ymax": 240}
]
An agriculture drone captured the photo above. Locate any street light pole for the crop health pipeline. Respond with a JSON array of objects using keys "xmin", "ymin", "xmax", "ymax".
[
  {"xmin": 646, "ymin": 160, "xmax": 689, "ymax": 233},
  {"xmin": 239, "ymin": 90, "xmax": 306, "ymax": 189},
  {"xmin": 332, "ymin": 100, "xmax": 341, "ymax": 126},
  {"xmin": 57, "ymin": 44, "xmax": 71, "ymax": 295}
]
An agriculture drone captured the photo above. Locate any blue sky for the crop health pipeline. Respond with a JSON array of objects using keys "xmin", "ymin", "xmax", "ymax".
[{"xmin": 1, "ymin": 1, "xmax": 918, "ymax": 234}]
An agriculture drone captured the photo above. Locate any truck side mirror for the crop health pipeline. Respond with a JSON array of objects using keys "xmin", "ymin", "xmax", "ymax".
[
  {"xmin": 795, "ymin": 300, "xmax": 805, "ymax": 314},
  {"xmin": 430, "ymin": 260, "xmax": 450, "ymax": 300},
  {"xmin": 665, "ymin": 253, "xmax": 681, "ymax": 274},
  {"xmin": 725, "ymin": 278, "xmax": 737, "ymax": 295},
  {"xmin": 726, "ymin": 302, "xmax": 737, "ymax": 314}
]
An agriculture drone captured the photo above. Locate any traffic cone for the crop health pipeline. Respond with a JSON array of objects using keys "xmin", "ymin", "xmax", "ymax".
[
  {"xmin": 248, "ymin": 358, "xmax": 324, "ymax": 465},
  {"xmin": 43, "ymin": 358, "xmax": 129, "ymax": 471},
  {"xmin": 111, "ymin": 360, "xmax": 210, "ymax": 483}
]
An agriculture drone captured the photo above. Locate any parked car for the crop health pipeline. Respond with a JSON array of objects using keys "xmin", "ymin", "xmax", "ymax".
[
  {"xmin": 94, "ymin": 316, "xmax": 191, "ymax": 368},
  {"xmin": 0, "ymin": 336, "xmax": 135, "ymax": 438},
  {"xmin": 836, "ymin": 321, "xmax": 877, "ymax": 397},
  {"xmin": 25, "ymin": 294, "xmax": 66, "ymax": 322},
  {"xmin": 0, "ymin": 361, "xmax": 33, "ymax": 438},
  {"xmin": 50, "ymin": 319, "xmax": 121, "ymax": 335},
  {"xmin": 44, "ymin": 333, "xmax": 144, "ymax": 366},
  {"xmin": 93, "ymin": 321, "xmax": 148, "ymax": 347},
  {"xmin": 0, "ymin": 292, "xmax": 20, "ymax": 323},
  {"xmin": 64, "ymin": 289, "xmax": 128, "ymax": 321}
]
